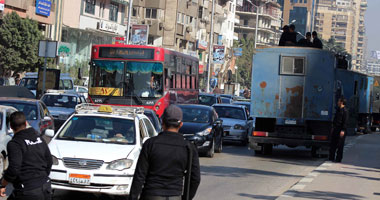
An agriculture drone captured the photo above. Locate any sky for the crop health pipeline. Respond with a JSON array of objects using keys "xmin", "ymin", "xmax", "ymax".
[{"xmin": 364, "ymin": 0, "xmax": 380, "ymax": 56}]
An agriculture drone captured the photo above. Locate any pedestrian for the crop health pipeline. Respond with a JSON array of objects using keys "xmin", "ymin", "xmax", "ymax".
[
  {"xmin": 213, "ymin": 85, "xmax": 222, "ymax": 94},
  {"xmin": 129, "ymin": 105, "xmax": 201, "ymax": 200},
  {"xmin": 298, "ymin": 32, "xmax": 313, "ymax": 47},
  {"xmin": 287, "ymin": 24, "xmax": 298, "ymax": 46},
  {"xmin": 0, "ymin": 111, "xmax": 53, "ymax": 200},
  {"xmin": 312, "ymin": 31, "xmax": 323, "ymax": 49},
  {"xmin": 279, "ymin": 25, "xmax": 289, "ymax": 46},
  {"xmin": 329, "ymin": 97, "xmax": 349, "ymax": 162}
]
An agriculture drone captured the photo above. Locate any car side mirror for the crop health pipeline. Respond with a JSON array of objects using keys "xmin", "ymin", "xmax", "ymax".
[
  {"xmin": 7, "ymin": 128, "xmax": 14, "ymax": 136},
  {"xmin": 248, "ymin": 116, "xmax": 254, "ymax": 121},
  {"xmin": 45, "ymin": 129, "xmax": 55, "ymax": 137},
  {"xmin": 44, "ymin": 116, "xmax": 51, "ymax": 121},
  {"xmin": 213, "ymin": 119, "xmax": 223, "ymax": 126}
]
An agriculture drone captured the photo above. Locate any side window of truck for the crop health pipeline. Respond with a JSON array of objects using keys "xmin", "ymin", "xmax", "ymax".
[{"xmin": 281, "ymin": 56, "xmax": 305, "ymax": 75}]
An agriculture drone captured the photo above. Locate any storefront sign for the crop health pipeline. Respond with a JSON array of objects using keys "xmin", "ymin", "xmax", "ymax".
[
  {"xmin": 99, "ymin": 47, "xmax": 155, "ymax": 59},
  {"xmin": 199, "ymin": 65, "xmax": 204, "ymax": 74},
  {"xmin": 36, "ymin": 0, "xmax": 51, "ymax": 16},
  {"xmin": 197, "ymin": 40, "xmax": 208, "ymax": 50},
  {"xmin": 89, "ymin": 87, "xmax": 122, "ymax": 96},
  {"xmin": 131, "ymin": 24, "xmax": 149, "ymax": 45},
  {"xmin": 98, "ymin": 20, "xmax": 119, "ymax": 33},
  {"xmin": 233, "ymin": 48, "xmax": 243, "ymax": 57},
  {"xmin": 0, "ymin": 0, "xmax": 5, "ymax": 11},
  {"xmin": 213, "ymin": 45, "xmax": 225, "ymax": 64}
]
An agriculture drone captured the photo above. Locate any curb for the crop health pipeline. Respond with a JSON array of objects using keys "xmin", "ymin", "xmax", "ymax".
[{"xmin": 275, "ymin": 135, "xmax": 362, "ymax": 199}]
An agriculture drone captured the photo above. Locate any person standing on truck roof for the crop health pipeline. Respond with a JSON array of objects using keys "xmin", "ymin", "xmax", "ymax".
[
  {"xmin": 329, "ymin": 97, "xmax": 349, "ymax": 163},
  {"xmin": 129, "ymin": 105, "xmax": 201, "ymax": 200},
  {"xmin": 312, "ymin": 31, "xmax": 323, "ymax": 49},
  {"xmin": 298, "ymin": 32, "xmax": 313, "ymax": 47}
]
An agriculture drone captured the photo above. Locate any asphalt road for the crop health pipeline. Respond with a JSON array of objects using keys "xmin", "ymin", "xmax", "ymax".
[{"xmin": 48, "ymin": 142, "xmax": 325, "ymax": 200}]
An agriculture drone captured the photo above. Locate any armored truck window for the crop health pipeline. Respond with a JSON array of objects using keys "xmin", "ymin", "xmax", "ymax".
[{"xmin": 281, "ymin": 56, "xmax": 305, "ymax": 75}]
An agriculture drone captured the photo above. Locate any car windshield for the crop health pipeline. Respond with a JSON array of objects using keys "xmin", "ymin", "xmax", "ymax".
[
  {"xmin": 214, "ymin": 106, "xmax": 246, "ymax": 120},
  {"xmin": 181, "ymin": 107, "xmax": 211, "ymax": 123},
  {"xmin": 234, "ymin": 103, "xmax": 251, "ymax": 112},
  {"xmin": 19, "ymin": 78, "xmax": 37, "ymax": 90},
  {"xmin": 221, "ymin": 97, "xmax": 231, "ymax": 104},
  {"xmin": 199, "ymin": 95, "xmax": 216, "ymax": 106},
  {"xmin": 0, "ymin": 102, "xmax": 37, "ymax": 120},
  {"xmin": 57, "ymin": 116, "xmax": 136, "ymax": 144},
  {"xmin": 91, "ymin": 60, "xmax": 163, "ymax": 98},
  {"xmin": 42, "ymin": 95, "xmax": 78, "ymax": 108}
]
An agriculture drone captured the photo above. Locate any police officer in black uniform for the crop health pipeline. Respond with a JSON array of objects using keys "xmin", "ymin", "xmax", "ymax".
[
  {"xmin": 129, "ymin": 105, "xmax": 201, "ymax": 200},
  {"xmin": 0, "ymin": 112, "xmax": 53, "ymax": 200},
  {"xmin": 329, "ymin": 97, "xmax": 349, "ymax": 162}
]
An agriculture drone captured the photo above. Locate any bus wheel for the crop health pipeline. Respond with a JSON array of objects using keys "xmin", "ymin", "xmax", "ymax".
[{"xmin": 263, "ymin": 144, "xmax": 273, "ymax": 155}]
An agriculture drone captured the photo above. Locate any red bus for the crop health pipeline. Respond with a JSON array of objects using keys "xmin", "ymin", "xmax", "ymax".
[{"xmin": 88, "ymin": 44, "xmax": 199, "ymax": 117}]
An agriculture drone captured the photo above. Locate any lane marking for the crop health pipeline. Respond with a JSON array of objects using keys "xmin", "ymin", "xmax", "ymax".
[
  {"xmin": 299, "ymin": 177, "xmax": 314, "ymax": 183},
  {"xmin": 291, "ymin": 184, "xmax": 306, "ymax": 190}
]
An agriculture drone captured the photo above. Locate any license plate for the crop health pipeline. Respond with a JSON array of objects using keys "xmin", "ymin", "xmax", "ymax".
[
  {"xmin": 69, "ymin": 174, "xmax": 91, "ymax": 185},
  {"xmin": 285, "ymin": 119, "xmax": 297, "ymax": 125}
]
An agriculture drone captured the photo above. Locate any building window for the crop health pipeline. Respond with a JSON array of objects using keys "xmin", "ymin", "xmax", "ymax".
[
  {"xmin": 85, "ymin": 0, "xmax": 96, "ymax": 15},
  {"xmin": 132, "ymin": 7, "xmax": 138, "ymax": 17},
  {"xmin": 109, "ymin": 2, "xmax": 119, "ymax": 22},
  {"xmin": 146, "ymin": 8, "xmax": 157, "ymax": 19},
  {"xmin": 148, "ymin": 36, "xmax": 154, "ymax": 45},
  {"xmin": 99, "ymin": 1, "xmax": 106, "ymax": 17},
  {"xmin": 198, "ymin": 6, "xmax": 203, "ymax": 18}
]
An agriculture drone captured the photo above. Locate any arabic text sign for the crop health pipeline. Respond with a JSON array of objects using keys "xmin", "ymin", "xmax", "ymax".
[{"xmin": 36, "ymin": 0, "xmax": 51, "ymax": 16}]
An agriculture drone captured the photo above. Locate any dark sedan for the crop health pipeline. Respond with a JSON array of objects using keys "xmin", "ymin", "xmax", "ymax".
[
  {"xmin": 0, "ymin": 97, "xmax": 54, "ymax": 135},
  {"xmin": 144, "ymin": 109, "xmax": 162, "ymax": 133},
  {"xmin": 178, "ymin": 104, "xmax": 223, "ymax": 158},
  {"xmin": 198, "ymin": 93, "xmax": 222, "ymax": 106}
]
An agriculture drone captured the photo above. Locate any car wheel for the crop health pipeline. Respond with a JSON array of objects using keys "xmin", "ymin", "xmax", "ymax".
[
  {"xmin": 370, "ymin": 127, "xmax": 376, "ymax": 132},
  {"xmin": 215, "ymin": 137, "xmax": 222, "ymax": 153},
  {"xmin": 207, "ymin": 139, "xmax": 215, "ymax": 158}
]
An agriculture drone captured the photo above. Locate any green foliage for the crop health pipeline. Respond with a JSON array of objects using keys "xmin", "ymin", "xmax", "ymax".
[
  {"xmin": 234, "ymin": 38, "xmax": 256, "ymax": 89},
  {"xmin": 60, "ymin": 60, "xmax": 89, "ymax": 85},
  {"xmin": 0, "ymin": 12, "xmax": 44, "ymax": 74},
  {"xmin": 322, "ymin": 37, "xmax": 348, "ymax": 55}
]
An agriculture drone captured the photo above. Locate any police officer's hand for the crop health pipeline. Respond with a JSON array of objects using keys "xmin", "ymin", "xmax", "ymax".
[
  {"xmin": 340, "ymin": 131, "xmax": 345, "ymax": 137},
  {"xmin": 0, "ymin": 187, "xmax": 6, "ymax": 197}
]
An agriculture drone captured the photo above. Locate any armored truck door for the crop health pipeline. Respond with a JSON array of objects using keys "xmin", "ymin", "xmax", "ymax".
[{"xmin": 278, "ymin": 56, "xmax": 305, "ymax": 119}]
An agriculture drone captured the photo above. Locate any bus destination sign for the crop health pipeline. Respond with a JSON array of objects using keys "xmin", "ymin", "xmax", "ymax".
[{"xmin": 99, "ymin": 47, "xmax": 155, "ymax": 59}]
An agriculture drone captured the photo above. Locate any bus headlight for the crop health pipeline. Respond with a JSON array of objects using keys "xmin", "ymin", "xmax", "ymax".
[{"xmin": 107, "ymin": 159, "xmax": 133, "ymax": 171}]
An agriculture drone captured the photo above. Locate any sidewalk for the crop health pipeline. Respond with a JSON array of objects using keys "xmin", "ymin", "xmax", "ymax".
[{"xmin": 277, "ymin": 133, "xmax": 380, "ymax": 200}]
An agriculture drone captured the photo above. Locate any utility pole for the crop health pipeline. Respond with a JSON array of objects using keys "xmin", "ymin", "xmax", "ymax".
[
  {"xmin": 206, "ymin": 0, "xmax": 215, "ymax": 93},
  {"xmin": 125, "ymin": 0, "xmax": 134, "ymax": 44}
]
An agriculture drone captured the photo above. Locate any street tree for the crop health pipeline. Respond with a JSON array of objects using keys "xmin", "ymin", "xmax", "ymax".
[
  {"xmin": 234, "ymin": 38, "xmax": 256, "ymax": 89},
  {"xmin": 0, "ymin": 12, "xmax": 44, "ymax": 75}
]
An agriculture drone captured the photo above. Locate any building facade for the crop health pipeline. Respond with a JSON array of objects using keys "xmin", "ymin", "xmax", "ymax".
[
  {"xmin": 235, "ymin": 0, "xmax": 282, "ymax": 46},
  {"xmin": 314, "ymin": 0, "xmax": 367, "ymax": 71}
]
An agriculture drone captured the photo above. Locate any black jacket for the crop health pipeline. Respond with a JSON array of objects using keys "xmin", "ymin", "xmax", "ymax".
[
  {"xmin": 129, "ymin": 131, "xmax": 201, "ymax": 200},
  {"xmin": 333, "ymin": 107, "xmax": 349, "ymax": 131},
  {"xmin": 298, "ymin": 38, "xmax": 313, "ymax": 47},
  {"xmin": 279, "ymin": 32, "xmax": 297, "ymax": 46},
  {"xmin": 313, "ymin": 37, "xmax": 323, "ymax": 49},
  {"xmin": 3, "ymin": 127, "xmax": 52, "ymax": 190}
]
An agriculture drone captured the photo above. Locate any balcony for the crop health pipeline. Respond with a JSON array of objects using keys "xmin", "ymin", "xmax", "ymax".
[{"xmin": 234, "ymin": 25, "xmax": 275, "ymax": 34}]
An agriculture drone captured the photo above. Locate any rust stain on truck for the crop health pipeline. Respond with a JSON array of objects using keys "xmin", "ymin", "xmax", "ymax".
[{"xmin": 284, "ymin": 86, "xmax": 304, "ymax": 118}]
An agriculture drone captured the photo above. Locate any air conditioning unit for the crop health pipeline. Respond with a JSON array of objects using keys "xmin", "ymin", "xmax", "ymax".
[
  {"xmin": 186, "ymin": 26, "xmax": 193, "ymax": 32},
  {"xmin": 159, "ymin": 22, "xmax": 164, "ymax": 28}
]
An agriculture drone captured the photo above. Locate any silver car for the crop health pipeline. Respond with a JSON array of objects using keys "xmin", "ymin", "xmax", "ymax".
[
  {"xmin": 212, "ymin": 104, "xmax": 253, "ymax": 145},
  {"xmin": 0, "ymin": 106, "xmax": 18, "ymax": 174}
]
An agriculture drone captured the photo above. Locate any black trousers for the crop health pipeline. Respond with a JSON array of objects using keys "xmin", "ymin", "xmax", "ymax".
[
  {"xmin": 9, "ymin": 181, "xmax": 52, "ymax": 200},
  {"xmin": 329, "ymin": 128, "xmax": 346, "ymax": 162}
]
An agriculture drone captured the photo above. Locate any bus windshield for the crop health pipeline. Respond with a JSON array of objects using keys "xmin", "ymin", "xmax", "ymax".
[{"xmin": 91, "ymin": 60, "xmax": 163, "ymax": 98}]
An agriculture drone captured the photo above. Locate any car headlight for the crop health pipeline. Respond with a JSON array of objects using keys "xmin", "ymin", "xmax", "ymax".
[
  {"xmin": 106, "ymin": 159, "xmax": 133, "ymax": 171},
  {"xmin": 196, "ymin": 128, "xmax": 212, "ymax": 136},
  {"xmin": 52, "ymin": 155, "xmax": 59, "ymax": 165},
  {"xmin": 234, "ymin": 124, "xmax": 245, "ymax": 130}
]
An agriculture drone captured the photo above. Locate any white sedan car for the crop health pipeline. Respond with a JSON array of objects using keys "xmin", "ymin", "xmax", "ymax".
[
  {"xmin": 45, "ymin": 104, "xmax": 158, "ymax": 196},
  {"xmin": 0, "ymin": 106, "xmax": 17, "ymax": 174}
]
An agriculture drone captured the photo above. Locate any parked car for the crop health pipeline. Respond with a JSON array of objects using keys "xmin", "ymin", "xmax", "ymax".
[
  {"xmin": 0, "ymin": 98, "xmax": 54, "ymax": 135},
  {"xmin": 221, "ymin": 97, "xmax": 233, "ymax": 104},
  {"xmin": 144, "ymin": 109, "xmax": 162, "ymax": 133},
  {"xmin": 0, "ymin": 105, "xmax": 18, "ymax": 175},
  {"xmin": 46, "ymin": 104, "xmax": 157, "ymax": 196},
  {"xmin": 41, "ymin": 90, "xmax": 87, "ymax": 131},
  {"xmin": 233, "ymin": 101, "xmax": 251, "ymax": 114},
  {"xmin": 198, "ymin": 93, "xmax": 222, "ymax": 106},
  {"xmin": 212, "ymin": 104, "xmax": 253, "ymax": 145},
  {"xmin": 19, "ymin": 72, "xmax": 75, "ymax": 95},
  {"xmin": 178, "ymin": 104, "xmax": 223, "ymax": 158},
  {"xmin": 0, "ymin": 86, "xmax": 35, "ymax": 99},
  {"xmin": 74, "ymin": 85, "xmax": 88, "ymax": 99}
]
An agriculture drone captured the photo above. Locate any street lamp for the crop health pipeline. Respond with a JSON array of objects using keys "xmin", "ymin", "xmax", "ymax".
[{"xmin": 247, "ymin": 0, "xmax": 270, "ymax": 49}]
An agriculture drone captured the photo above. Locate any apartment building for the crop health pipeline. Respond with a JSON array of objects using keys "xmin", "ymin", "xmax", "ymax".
[
  {"xmin": 314, "ymin": 0, "xmax": 367, "ymax": 71},
  {"xmin": 55, "ymin": 0, "xmax": 129, "ymax": 69},
  {"xmin": 0, "ymin": 0, "xmax": 57, "ymax": 39},
  {"xmin": 235, "ymin": 0, "xmax": 282, "ymax": 46},
  {"xmin": 277, "ymin": 0, "xmax": 316, "ymax": 36}
]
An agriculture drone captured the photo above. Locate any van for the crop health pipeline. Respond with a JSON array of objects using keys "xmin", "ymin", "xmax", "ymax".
[{"xmin": 19, "ymin": 72, "xmax": 74, "ymax": 95}]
